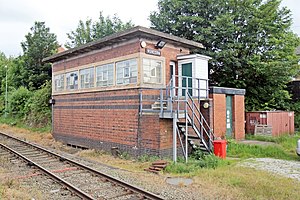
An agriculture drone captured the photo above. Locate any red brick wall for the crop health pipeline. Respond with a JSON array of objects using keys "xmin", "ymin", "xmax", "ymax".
[
  {"xmin": 53, "ymin": 89, "xmax": 140, "ymax": 154},
  {"xmin": 53, "ymin": 42, "xmax": 141, "ymax": 72},
  {"xmin": 53, "ymin": 88, "xmax": 178, "ymax": 157},
  {"xmin": 210, "ymin": 93, "xmax": 226, "ymax": 138},
  {"xmin": 233, "ymin": 95, "xmax": 245, "ymax": 140},
  {"xmin": 51, "ymin": 40, "xmax": 191, "ymax": 157},
  {"xmin": 210, "ymin": 93, "xmax": 245, "ymax": 139},
  {"xmin": 53, "ymin": 41, "xmax": 189, "ymax": 88}
]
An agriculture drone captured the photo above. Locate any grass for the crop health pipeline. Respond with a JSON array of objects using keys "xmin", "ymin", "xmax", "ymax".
[
  {"xmin": 192, "ymin": 165, "xmax": 300, "ymax": 200},
  {"xmin": 0, "ymin": 168, "xmax": 43, "ymax": 200},
  {"xmin": 246, "ymin": 133, "xmax": 300, "ymax": 154},
  {"xmin": 227, "ymin": 133, "xmax": 300, "ymax": 160},
  {"xmin": 164, "ymin": 155, "xmax": 233, "ymax": 175},
  {"xmin": 0, "ymin": 116, "xmax": 51, "ymax": 133}
]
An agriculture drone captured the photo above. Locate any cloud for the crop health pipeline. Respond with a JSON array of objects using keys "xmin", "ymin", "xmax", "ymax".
[{"xmin": 0, "ymin": 0, "xmax": 40, "ymax": 23}]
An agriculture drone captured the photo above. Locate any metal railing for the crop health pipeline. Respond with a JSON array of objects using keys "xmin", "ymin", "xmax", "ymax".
[
  {"xmin": 186, "ymin": 92, "xmax": 214, "ymax": 152},
  {"xmin": 139, "ymin": 75, "xmax": 209, "ymax": 116},
  {"xmin": 138, "ymin": 75, "xmax": 213, "ymax": 161}
]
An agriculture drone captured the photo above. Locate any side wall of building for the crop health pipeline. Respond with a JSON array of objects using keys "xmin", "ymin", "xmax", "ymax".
[
  {"xmin": 210, "ymin": 93, "xmax": 226, "ymax": 138},
  {"xmin": 53, "ymin": 89, "xmax": 141, "ymax": 155},
  {"xmin": 233, "ymin": 95, "xmax": 245, "ymax": 140}
]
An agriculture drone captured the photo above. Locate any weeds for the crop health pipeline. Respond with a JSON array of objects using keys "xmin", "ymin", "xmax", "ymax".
[
  {"xmin": 0, "ymin": 116, "xmax": 51, "ymax": 133},
  {"xmin": 236, "ymin": 133, "xmax": 300, "ymax": 160},
  {"xmin": 137, "ymin": 154, "xmax": 160, "ymax": 162},
  {"xmin": 165, "ymin": 151, "xmax": 232, "ymax": 174}
]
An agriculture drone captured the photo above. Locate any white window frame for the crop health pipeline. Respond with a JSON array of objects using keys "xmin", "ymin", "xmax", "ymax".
[
  {"xmin": 116, "ymin": 58, "xmax": 137, "ymax": 85},
  {"xmin": 84, "ymin": 73, "xmax": 90, "ymax": 84},
  {"xmin": 56, "ymin": 77, "xmax": 61, "ymax": 88},
  {"xmin": 96, "ymin": 63, "xmax": 114, "ymax": 87},
  {"xmin": 103, "ymin": 71, "xmax": 108, "ymax": 81},
  {"xmin": 123, "ymin": 67, "xmax": 130, "ymax": 78},
  {"xmin": 142, "ymin": 58, "xmax": 163, "ymax": 84},
  {"xmin": 69, "ymin": 75, "xmax": 74, "ymax": 86},
  {"xmin": 150, "ymin": 66, "xmax": 156, "ymax": 77}
]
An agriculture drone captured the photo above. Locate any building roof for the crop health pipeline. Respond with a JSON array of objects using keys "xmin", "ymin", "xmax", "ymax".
[{"xmin": 43, "ymin": 26, "xmax": 204, "ymax": 63}]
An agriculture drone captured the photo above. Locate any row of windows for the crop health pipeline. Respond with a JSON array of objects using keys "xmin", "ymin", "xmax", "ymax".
[{"xmin": 54, "ymin": 58, "xmax": 163, "ymax": 92}]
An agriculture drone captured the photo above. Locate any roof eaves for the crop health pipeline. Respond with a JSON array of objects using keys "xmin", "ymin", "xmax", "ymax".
[{"xmin": 43, "ymin": 26, "xmax": 204, "ymax": 63}]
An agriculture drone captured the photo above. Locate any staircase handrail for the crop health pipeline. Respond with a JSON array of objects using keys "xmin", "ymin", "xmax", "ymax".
[{"xmin": 186, "ymin": 91, "xmax": 215, "ymax": 145}]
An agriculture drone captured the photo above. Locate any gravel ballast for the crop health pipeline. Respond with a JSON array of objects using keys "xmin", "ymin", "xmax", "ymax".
[{"xmin": 240, "ymin": 158, "xmax": 300, "ymax": 182}]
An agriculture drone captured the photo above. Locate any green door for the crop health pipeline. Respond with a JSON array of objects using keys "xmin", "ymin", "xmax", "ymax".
[
  {"xmin": 226, "ymin": 95, "xmax": 233, "ymax": 136},
  {"xmin": 182, "ymin": 63, "xmax": 192, "ymax": 96}
]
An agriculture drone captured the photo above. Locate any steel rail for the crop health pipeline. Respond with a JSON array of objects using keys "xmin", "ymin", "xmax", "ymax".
[
  {"xmin": 0, "ymin": 132, "xmax": 164, "ymax": 200},
  {"xmin": 0, "ymin": 142, "xmax": 95, "ymax": 200}
]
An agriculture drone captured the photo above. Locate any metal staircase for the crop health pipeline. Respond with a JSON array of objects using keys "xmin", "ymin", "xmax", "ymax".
[{"xmin": 139, "ymin": 75, "xmax": 214, "ymax": 162}]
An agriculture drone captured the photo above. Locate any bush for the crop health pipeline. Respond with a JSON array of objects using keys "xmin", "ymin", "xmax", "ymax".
[
  {"xmin": 8, "ymin": 87, "xmax": 32, "ymax": 117},
  {"xmin": 24, "ymin": 81, "xmax": 51, "ymax": 127},
  {"xmin": 289, "ymin": 101, "xmax": 300, "ymax": 129}
]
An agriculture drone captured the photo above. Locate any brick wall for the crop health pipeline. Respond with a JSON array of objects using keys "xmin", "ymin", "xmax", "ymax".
[
  {"xmin": 53, "ymin": 89, "xmax": 141, "ymax": 155},
  {"xmin": 51, "ymin": 39, "xmax": 192, "ymax": 158},
  {"xmin": 53, "ymin": 88, "xmax": 179, "ymax": 157},
  {"xmin": 53, "ymin": 42, "xmax": 141, "ymax": 72},
  {"xmin": 233, "ymin": 95, "xmax": 245, "ymax": 140},
  {"xmin": 210, "ymin": 93, "xmax": 226, "ymax": 138}
]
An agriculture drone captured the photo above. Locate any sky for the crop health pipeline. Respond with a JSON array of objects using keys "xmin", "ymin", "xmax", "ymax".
[{"xmin": 0, "ymin": 0, "xmax": 299, "ymax": 57}]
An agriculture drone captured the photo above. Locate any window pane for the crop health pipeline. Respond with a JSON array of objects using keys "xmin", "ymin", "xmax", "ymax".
[
  {"xmin": 96, "ymin": 63, "xmax": 114, "ymax": 87},
  {"xmin": 143, "ymin": 58, "xmax": 162, "ymax": 84},
  {"xmin": 80, "ymin": 67, "xmax": 94, "ymax": 89},
  {"xmin": 116, "ymin": 59, "xmax": 137, "ymax": 85},
  {"xmin": 54, "ymin": 74, "xmax": 64, "ymax": 91},
  {"xmin": 66, "ymin": 71, "xmax": 78, "ymax": 90}
]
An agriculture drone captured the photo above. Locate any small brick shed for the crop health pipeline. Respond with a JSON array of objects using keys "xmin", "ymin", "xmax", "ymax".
[
  {"xmin": 210, "ymin": 87, "xmax": 246, "ymax": 140},
  {"xmin": 44, "ymin": 26, "xmax": 246, "ymax": 159}
]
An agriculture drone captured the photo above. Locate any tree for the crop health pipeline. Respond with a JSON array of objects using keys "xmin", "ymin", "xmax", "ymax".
[
  {"xmin": 150, "ymin": 0, "xmax": 300, "ymax": 111},
  {"xmin": 65, "ymin": 12, "xmax": 134, "ymax": 48},
  {"xmin": 21, "ymin": 21, "xmax": 58, "ymax": 90}
]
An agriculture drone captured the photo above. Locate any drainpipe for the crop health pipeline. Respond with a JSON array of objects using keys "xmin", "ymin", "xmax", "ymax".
[
  {"xmin": 49, "ymin": 97, "xmax": 55, "ymax": 133},
  {"xmin": 173, "ymin": 113, "xmax": 177, "ymax": 162}
]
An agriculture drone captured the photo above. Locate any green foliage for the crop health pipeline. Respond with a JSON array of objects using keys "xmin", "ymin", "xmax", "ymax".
[
  {"xmin": 119, "ymin": 151, "xmax": 131, "ymax": 160},
  {"xmin": 227, "ymin": 137, "xmax": 299, "ymax": 160},
  {"xmin": 289, "ymin": 101, "xmax": 300, "ymax": 128},
  {"xmin": 24, "ymin": 81, "xmax": 52, "ymax": 127},
  {"xmin": 21, "ymin": 21, "xmax": 58, "ymax": 90},
  {"xmin": 246, "ymin": 132, "xmax": 300, "ymax": 154},
  {"xmin": 165, "ymin": 154, "xmax": 227, "ymax": 174},
  {"xmin": 65, "ymin": 12, "xmax": 134, "ymax": 48},
  {"xmin": 8, "ymin": 87, "xmax": 32, "ymax": 117},
  {"xmin": 0, "ymin": 116, "xmax": 51, "ymax": 133},
  {"xmin": 150, "ymin": 0, "xmax": 300, "ymax": 111},
  {"xmin": 137, "ymin": 155, "xmax": 160, "ymax": 162}
]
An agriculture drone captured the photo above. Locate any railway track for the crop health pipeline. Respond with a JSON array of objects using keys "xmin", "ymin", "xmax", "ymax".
[{"xmin": 0, "ymin": 132, "xmax": 164, "ymax": 200}]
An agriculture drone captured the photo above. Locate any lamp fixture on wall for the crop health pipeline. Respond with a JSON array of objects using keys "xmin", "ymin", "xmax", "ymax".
[
  {"xmin": 140, "ymin": 41, "xmax": 147, "ymax": 48},
  {"xmin": 203, "ymin": 102, "xmax": 209, "ymax": 109},
  {"xmin": 155, "ymin": 40, "xmax": 166, "ymax": 49}
]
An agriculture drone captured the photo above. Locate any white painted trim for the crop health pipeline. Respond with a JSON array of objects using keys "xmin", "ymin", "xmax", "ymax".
[{"xmin": 177, "ymin": 54, "xmax": 212, "ymax": 61}]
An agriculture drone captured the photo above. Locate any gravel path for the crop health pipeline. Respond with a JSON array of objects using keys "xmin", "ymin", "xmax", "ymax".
[{"xmin": 240, "ymin": 158, "xmax": 300, "ymax": 182}]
